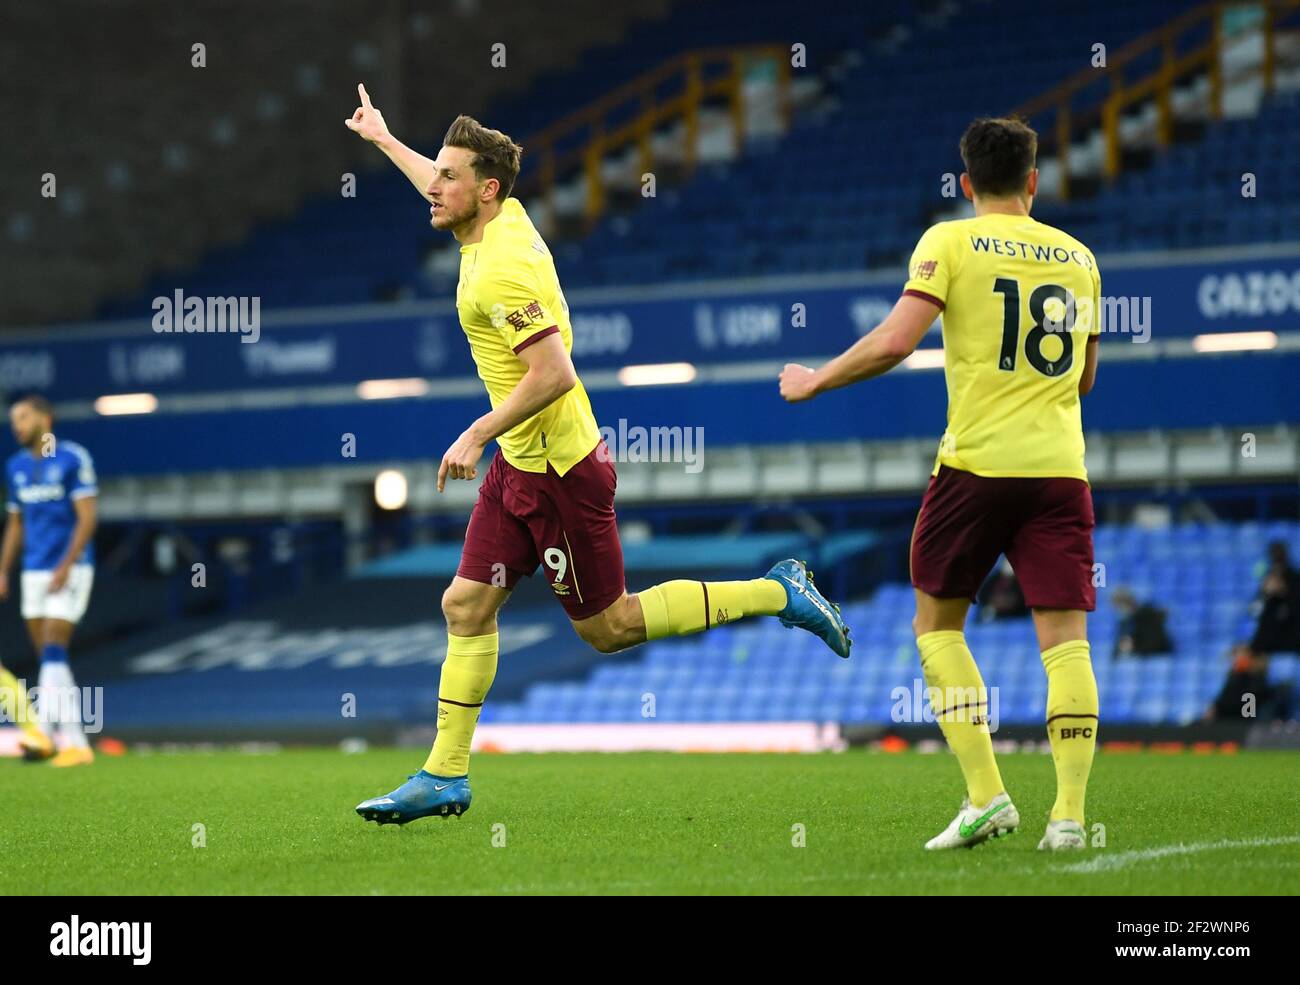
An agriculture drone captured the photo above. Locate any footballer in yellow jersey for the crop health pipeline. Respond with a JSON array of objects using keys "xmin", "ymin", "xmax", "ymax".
[
  {"xmin": 903, "ymin": 211, "xmax": 1100, "ymax": 480},
  {"xmin": 346, "ymin": 87, "xmax": 851, "ymax": 824},
  {"xmin": 454, "ymin": 196, "xmax": 601, "ymax": 476},
  {"xmin": 781, "ymin": 117, "xmax": 1100, "ymax": 853}
]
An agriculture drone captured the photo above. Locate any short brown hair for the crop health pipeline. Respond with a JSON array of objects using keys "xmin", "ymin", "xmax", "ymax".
[
  {"xmin": 959, "ymin": 117, "xmax": 1037, "ymax": 197},
  {"xmin": 14, "ymin": 393, "xmax": 53, "ymax": 419},
  {"xmin": 443, "ymin": 115, "xmax": 523, "ymax": 201}
]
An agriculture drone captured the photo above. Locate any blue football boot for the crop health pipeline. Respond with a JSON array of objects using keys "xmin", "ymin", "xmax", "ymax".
[
  {"xmin": 355, "ymin": 770, "xmax": 471, "ymax": 825},
  {"xmin": 764, "ymin": 558, "xmax": 852, "ymax": 658}
]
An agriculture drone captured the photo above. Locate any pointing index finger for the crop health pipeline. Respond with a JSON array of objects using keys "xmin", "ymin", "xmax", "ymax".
[{"xmin": 358, "ymin": 83, "xmax": 373, "ymax": 109}]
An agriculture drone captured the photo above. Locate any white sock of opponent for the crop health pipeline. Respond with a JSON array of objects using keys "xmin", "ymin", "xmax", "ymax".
[{"xmin": 39, "ymin": 649, "xmax": 89, "ymax": 749}]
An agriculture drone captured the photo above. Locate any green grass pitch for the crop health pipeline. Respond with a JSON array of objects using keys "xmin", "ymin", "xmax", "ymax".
[{"xmin": 3, "ymin": 748, "xmax": 1297, "ymax": 895}]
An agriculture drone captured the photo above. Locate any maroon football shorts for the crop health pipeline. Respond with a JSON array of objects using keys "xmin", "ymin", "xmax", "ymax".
[
  {"xmin": 457, "ymin": 443, "xmax": 626, "ymax": 620},
  {"xmin": 910, "ymin": 465, "xmax": 1096, "ymax": 611}
]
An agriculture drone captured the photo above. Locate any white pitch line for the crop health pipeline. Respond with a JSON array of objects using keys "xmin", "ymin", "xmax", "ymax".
[{"xmin": 1060, "ymin": 836, "xmax": 1300, "ymax": 874}]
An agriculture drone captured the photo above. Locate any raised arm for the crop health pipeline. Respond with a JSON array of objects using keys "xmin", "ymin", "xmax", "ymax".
[
  {"xmin": 345, "ymin": 83, "xmax": 437, "ymax": 199},
  {"xmin": 779, "ymin": 293, "xmax": 941, "ymax": 402}
]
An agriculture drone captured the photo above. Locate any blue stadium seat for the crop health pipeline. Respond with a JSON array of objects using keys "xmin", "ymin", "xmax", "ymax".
[{"xmin": 490, "ymin": 522, "xmax": 1296, "ymax": 727}]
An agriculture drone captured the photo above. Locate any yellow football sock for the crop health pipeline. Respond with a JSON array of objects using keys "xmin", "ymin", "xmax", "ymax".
[
  {"xmin": 0, "ymin": 666, "xmax": 43, "ymax": 739},
  {"xmin": 1042, "ymin": 639, "xmax": 1098, "ymax": 823},
  {"xmin": 917, "ymin": 630, "xmax": 1004, "ymax": 807},
  {"xmin": 637, "ymin": 578, "xmax": 787, "ymax": 640},
  {"xmin": 423, "ymin": 631, "xmax": 498, "ymax": 778}
]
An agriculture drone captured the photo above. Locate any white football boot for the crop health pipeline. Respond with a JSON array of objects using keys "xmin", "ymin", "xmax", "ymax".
[
  {"xmin": 1037, "ymin": 819, "xmax": 1087, "ymax": 851},
  {"xmin": 924, "ymin": 792, "xmax": 1020, "ymax": 850}
]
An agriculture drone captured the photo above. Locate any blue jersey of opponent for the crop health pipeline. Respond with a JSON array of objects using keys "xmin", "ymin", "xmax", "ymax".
[{"xmin": 5, "ymin": 439, "xmax": 97, "ymax": 571}]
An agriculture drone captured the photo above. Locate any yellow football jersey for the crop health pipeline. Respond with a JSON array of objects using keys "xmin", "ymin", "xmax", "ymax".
[
  {"xmin": 903, "ymin": 212, "xmax": 1101, "ymax": 480},
  {"xmin": 456, "ymin": 198, "xmax": 600, "ymax": 475}
]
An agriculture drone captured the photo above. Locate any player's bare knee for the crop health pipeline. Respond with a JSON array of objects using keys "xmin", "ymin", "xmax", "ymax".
[
  {"xmin": 574, "ymin": 623, "xmax": 617, "ymax": 654},
  {"xmin": 441, "ymin": 584, "xmax": 493, "ymax": 636},
  {"xmin": 593, "ymin": 633, "xmax": 625, "ymax": 654},
  {"xmin": 1030, "ymin": 608, "xmax": 1087, "ymax": 652},
  {"xmin": 610, "ymin": 598, "xmax": 646, "ymax": 651},
  {"xmin": 573, "ymin": 622, "xmax": 601, "ymax": 651},
  {"xmin": 572, "ymin": 597, "xmax": 637, "ymax": 653},
  {"xmin": 439, "ymin": 585, "xmax": 464, "ymax": 622}
]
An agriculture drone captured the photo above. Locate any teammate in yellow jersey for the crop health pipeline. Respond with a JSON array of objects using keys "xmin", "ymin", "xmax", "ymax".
[
  {"xmin": 344, "ymin": 85, "xmax": 852, "ymax": 825},
  {"xmin": 0, "ymin": 661, "xmax": 53, "ymax": 759},
  {"xmin": 781, "ymin": 117, "xmax": 1100, "ymax": 852}
]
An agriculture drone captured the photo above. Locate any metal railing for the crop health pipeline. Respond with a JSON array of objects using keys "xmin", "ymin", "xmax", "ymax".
[
  {"xmin": 515, "ymin": 44, "xmax": 791, "ymax": 225},
  {"xmin": 1011, "ymin": 1, "xmax": 1300, "ymax": 198}
]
